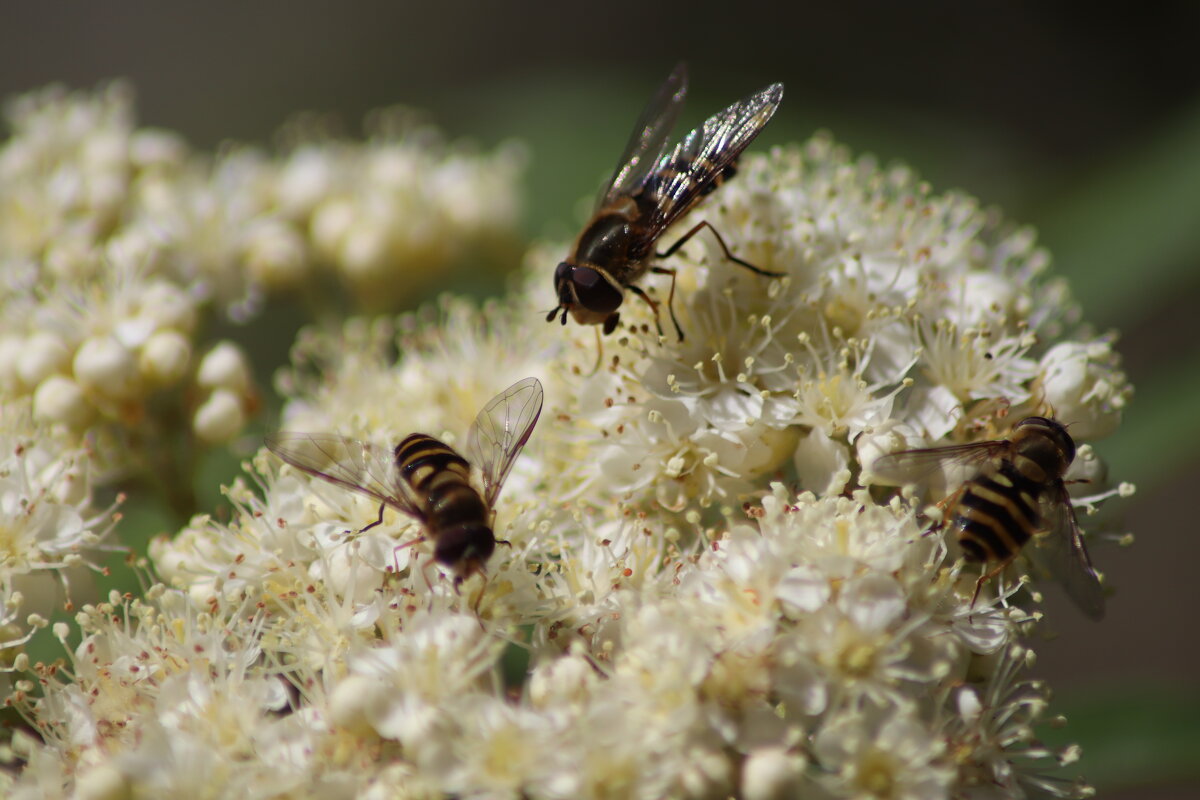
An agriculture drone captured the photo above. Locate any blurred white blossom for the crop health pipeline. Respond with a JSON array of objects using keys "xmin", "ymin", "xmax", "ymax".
[
  {"xmin": 0, "ymin": 405, "xmax": 121, "ymax": 677},
  {"xmin": 4, "ymin": 119, "xmax": 1131, "ymax": 799},
  {"xmin": 0, "ymin": 83, "xmax": 525, "ymax": 481}
]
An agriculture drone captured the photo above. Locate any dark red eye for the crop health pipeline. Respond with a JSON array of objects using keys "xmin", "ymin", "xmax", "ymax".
[
  {"xmin": 553, "ymin": 262, "xmax": 571, "ymax": 287},
  {"xmin": 572, "ymin": 267, "xmax": 624, "ymax": 313}
]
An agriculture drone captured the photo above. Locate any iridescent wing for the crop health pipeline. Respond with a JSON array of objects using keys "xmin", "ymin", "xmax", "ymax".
[
  {"xmin": 871, "ymin": 439, "xmax": 1013, "ymax": 488},
  {"xmin": 465, "ymin": 377, "xmax": 544, "ymax": 507},
  {"xmin": 600, "ymin": 62, "xmax": 689, "ymax": 208},
  {"xmin": 265, "ymin": 432, "xmax": 426, "ymax": 521},
  {"xmin": 634, "ymin": 80, "xmax": 783, "ymax": 241},
  {"xmin": 1025, "ymin": 484, "xmax": 1106, "ymax": 620}
]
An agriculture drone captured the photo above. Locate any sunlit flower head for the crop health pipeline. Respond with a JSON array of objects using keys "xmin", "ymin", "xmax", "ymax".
[{"xmin": 4, "ymin": 88, "xmax": 1125, "ymax": 799}]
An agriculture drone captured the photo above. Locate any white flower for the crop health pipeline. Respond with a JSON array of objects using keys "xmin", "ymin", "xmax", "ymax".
[
  {"xmin": 1038, "ymin": 337, "xmax": 1129, "ymax": 440},
  {"xmin": 942, "ymin": 644, "xmax": 1095, "ymax": 798},
  {"xmin": 813, "ymin": 701, "xmax": 955, "ymax": 800},
  {"xmin": 6, "ymin": 104, "xmax": 1126, "ymax": 800}
]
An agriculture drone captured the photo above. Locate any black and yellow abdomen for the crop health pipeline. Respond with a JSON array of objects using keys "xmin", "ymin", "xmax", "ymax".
[
  {"xmin": 394, "ymin": 434, "xmax": 489, "ymax": 531},
  {"xmin": 953, "ymin": 460, "xmax": 1044, "ymax": 563}
]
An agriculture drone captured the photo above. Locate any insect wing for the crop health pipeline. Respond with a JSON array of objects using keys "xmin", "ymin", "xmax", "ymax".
[
  {"xmin": 601, "ymin": 62, "xmax": 689, "ymax": 208},
  {"xmin": 1026, "ymin": 485, "xmax": 1105, "ymax": 620},
  {"xmin": 871, "ymin": 440, "xmax": 1011, "ymax": 488},
  {"xmin": 465, "ymin": 377, "xmax": 544, "ymax": 507},
  {"xmin": 637, "ymin": 81, "xmax": 783, "ymax": 238},
  {"xmin": 265, "ymin": 432, "xmax": 425, "ymax": 520}
]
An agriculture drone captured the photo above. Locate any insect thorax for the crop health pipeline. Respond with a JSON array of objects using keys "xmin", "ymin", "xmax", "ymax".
[
  {"xmin": 1010, "ymin": 418, "xmax": 1074, "ymax": 482},
  {"xmin": 573, "ymin": 212, "xmax": 638, "ymax": 274}
]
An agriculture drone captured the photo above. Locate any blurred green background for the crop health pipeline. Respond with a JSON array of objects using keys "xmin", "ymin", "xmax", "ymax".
[{"xmin": 4, "ymin": 2, "xmax": 1197, "ymax": 796}]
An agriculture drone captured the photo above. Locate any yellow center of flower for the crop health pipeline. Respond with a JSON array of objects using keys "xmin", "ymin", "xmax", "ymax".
[
  {"xmin": 856, "ymin": 748, "xmax": 899, "ymax": 797},
  {"xmin": 0, "ymin": 519, "xmax": 27, "ymax": 567}
]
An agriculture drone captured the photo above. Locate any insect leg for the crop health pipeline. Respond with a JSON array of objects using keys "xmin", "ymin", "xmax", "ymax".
[
  {"xmin": 586, "ymin": 326, "xmax": 604, "ymax": 377},
  {"xmin": 360, "ymin": 502, "xmax": 387, "ymax": 534},
  {"xmin": 625, "ymin": 284, "xmax": 667, "ymax": 339},
  {"xmin": 649, "ymin": 266, "xmax": 686, "ymax": 341},
  {"xmin": 390, "ymin": 534, "xmax": 427, "ymax": 574},
  {"xmin": 971, "ymin": 556, "xmax": 1016, "ymax": 613},
  {"xmin": 656, "ymin": 220, "xmax": 785, "ymax": 278}
]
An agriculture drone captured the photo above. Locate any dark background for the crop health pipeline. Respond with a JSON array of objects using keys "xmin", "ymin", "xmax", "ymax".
[{"xmin": 4, "ymin": 3, "xmax": 1197, "ymax": 795}]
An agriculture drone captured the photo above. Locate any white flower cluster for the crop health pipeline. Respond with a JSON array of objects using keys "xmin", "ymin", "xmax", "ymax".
[
  {"xmin": 6, "ymin": 137, "xmax": 1129, "ymax": 797},
  {"xmin": 0, "ymin": 404, "xmax": 121, "ymax": 680},
  {"xmin": 0, "ymin": 84, "xmax": 524, "ymax": 472}
]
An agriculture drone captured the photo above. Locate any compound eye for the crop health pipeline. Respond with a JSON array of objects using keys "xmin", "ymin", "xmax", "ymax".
[
  {"xmin": 553, "ymin": 262, "xmax": 572, "ymax": 286},
  {"xmin": 572, "ymin": 267, "xmax": 624, "ymax": 314}
]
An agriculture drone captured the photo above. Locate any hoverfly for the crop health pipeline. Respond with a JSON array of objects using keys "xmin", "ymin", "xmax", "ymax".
[
  {"xmin": 265, "ymin": 377, "xmax": 543, "ymax": 586},
  {"xmin": 547, "ymin": 63, "xmax": 784, "ymax": 340},
  {"xmin": 873, "ymin": 416, "xmax": 1105, "ymax": 619}
]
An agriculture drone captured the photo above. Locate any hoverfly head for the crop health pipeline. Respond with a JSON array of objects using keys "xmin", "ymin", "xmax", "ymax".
[{"xmin": 435, "ymin": 524, "xmax": 495, "ymax": 580}]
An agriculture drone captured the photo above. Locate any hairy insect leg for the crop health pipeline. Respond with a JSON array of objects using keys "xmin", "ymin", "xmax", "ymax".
[{"xmin": 656, "ymin": 219, "xmax": 785, "ymax": 278}]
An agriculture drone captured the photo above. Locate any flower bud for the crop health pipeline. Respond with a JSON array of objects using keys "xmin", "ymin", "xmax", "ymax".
[
  {"xmin": 17, "ymin": 332, "xmax": 71, "ymax": 388},
  {"xmin": 74, "ymin": 336, "xmax": 140, "ymax": 399},
  {"xmin": 339, "ymin": 219, "xmax": 393, "ymax": 281},
  {"xmin": 75, "ymin": 762, "xmax": 131, "ymax": 800},
  {"xmin": 310, "ymin": 197, "xmax": 355, "ymax": 260},
  {"xmin": 33, "ymin": 375, "xmax": 93, "ymax": 428},
  {"xmin": 742, "ymin": 747, "xmax": 805, "ymax": 800},
  {"xmin": 277, "ymin": 147, "xmax": 336, "ymax": 216},
  {"xmin": 1038, "ymin": 340, "xmax": 1129, "ymax": 440},
  {"xmin": 193, "ymin": 388, "xmax": 245, "ymax": 444},
  {"xmin": 244, "ymin": 219, "xmax": 308, "ymax": 287},
  {"xmin": 196, "ymin": 341, "xmax": 252, "ymax": 394},
  {"xmin": 139, "ymin": 329, "xmax": 191, "ymax": 386},
  {"xmin": 329, "ymin": 674, "xmax": 385, "ymax": 735}
]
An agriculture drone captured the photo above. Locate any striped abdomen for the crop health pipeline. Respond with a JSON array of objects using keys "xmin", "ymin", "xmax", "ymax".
[
  {"xmin": 951, "ymin": 459, "xmax": 1046, "ymax": 563},
  {"xmin": 394, "ymin": 433, "xmax": 489, "ymax": 532}
]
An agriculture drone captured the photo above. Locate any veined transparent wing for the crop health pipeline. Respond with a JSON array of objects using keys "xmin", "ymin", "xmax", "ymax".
[
  {"xmin": 871, "ymin": 439, "xmax": 1011, "ymax": 488},
  {"xmin": 1026, "ymin": 485, "xmax": 1106, "ymax": 620},
  {"xmin": 636, "ymin": 81, "xmax": 783, "ymax": 239},
  {"xmin": 465, "ymin": 377, "xmax": 544, "ymax": 507},
  {"xmin": 600, "ymin": 62, "xmax": 689, "ymax": 208},
  {"xmin": 265, "ymin": 432, "xmax": 425, "ymax": 521}
]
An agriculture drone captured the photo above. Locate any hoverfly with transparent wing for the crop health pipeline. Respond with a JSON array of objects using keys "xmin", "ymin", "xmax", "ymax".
[
  {"xmin": 547, "ymin": 62, "xmax": 784, "ymax": 340},
  {"xmin": 265, "ymin": 377, "xmax": 543, "ymax": 586},
  {"xmin": 872, "ymin": 416, "xmax": 1105, "ymax": 620}
]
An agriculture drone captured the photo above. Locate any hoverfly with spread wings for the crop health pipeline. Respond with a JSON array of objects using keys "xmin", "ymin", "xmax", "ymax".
[
  {"xmin": 266, "ymin": 377, "xmax": 543, "ymax": 585},
  {"xmin": 547, "ymin": 63, "xmax": 784, "ymax": 340},
  {"xmin": 873, "ymin": 415, "xmax": 1105, "ymax": 620}
]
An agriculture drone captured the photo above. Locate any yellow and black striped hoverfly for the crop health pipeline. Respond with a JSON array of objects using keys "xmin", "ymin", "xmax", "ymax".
[
  {"xmin": 266, "ymin": 377, "xmax": 543, "ymax": 586},
  {"xmin": 547, "ymin": 63, "xmax": 784, "ymax": 340},
  {"xmin": 873, "ymin": 416, "xmax": 1105, "ymax": 619}
]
